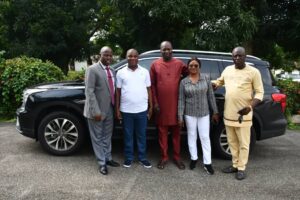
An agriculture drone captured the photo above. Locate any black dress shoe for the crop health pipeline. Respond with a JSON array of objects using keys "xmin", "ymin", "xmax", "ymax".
[
  {"xmin": 222, "ymin": 166, "xmax": 238, "ymax": 173},
  {"xmin": 99, "ymin": 165, "xmax": 108, "ymax": 175},
  {"xmin": 236, "ymin": 170, "xmax": 246, "ymax": 180},
  {"xmin": 106, "ymin": 160, "xmax": 120, "ymax": 167},
  {"xmin": 189, "ymin": 160, "xmax": 197, "ymax": 170}
]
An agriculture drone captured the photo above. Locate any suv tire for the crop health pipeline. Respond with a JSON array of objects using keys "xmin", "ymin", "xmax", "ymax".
[
  {"xmin": 211, "ymin": 121, "xmax": 256, "ymax": 160},
  {"xmin": 38, "ymin": 111, "xmax": 85, "ymax": 156}
]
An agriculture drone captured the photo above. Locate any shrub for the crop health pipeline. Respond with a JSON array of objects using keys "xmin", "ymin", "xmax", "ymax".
[
  {"xmin": 0, "ymin": 51, "xmax": 5, "ymax": 77},
  {"xmin": 277, "ymin": 79, "xmax": 300, "ymax": 116},
  {"xmin": 65, "ymin": 69, "xmax": 85, "ymax": 81},
  {"xmin": 0, "ymin": 56, "xmax": 65, "ymax": 117}
]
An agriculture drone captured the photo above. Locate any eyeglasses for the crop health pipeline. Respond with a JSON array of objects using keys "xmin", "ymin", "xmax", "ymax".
[{"xmin": 188, "ymin": 64, "xmax": 199, "ymax": 68}]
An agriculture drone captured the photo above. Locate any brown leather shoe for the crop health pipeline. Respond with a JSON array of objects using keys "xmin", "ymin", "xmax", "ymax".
[
  {"xmin": 173, "ymin": 160, "xmax": 185, "ymax": 170},
  {"xmin": 157, "ymin": 160, "xmax": 167, "ymax": 169}
]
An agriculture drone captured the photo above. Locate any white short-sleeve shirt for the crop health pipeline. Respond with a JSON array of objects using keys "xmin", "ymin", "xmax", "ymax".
[{"xmin": 116, "ymin": 65, "xmax": 151, "ymax": 113}]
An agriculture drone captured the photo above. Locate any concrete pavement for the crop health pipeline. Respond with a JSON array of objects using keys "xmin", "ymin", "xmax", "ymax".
[{"xmin": 0, "ymin": 122, "xmax": 299, "ymax": 200}]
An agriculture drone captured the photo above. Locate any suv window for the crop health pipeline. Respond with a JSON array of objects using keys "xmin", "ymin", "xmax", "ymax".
[
  {"xmin": 257, "ymin": 66, "xmax": 273, "ymax": 86},
  {"xmin": 138, "ymin": 56, "xmax": 271, "ymax": 85},
  {"xmin": 139, "ymin": 58, "xmax": 158, "ymax": 71},
  {"xmin": 200, "ymin": 60, "xmax": 220, "ymax": 80},
  {"xmin": 139, "ymin": 57, "xmax": 222, "ymax": 80}
]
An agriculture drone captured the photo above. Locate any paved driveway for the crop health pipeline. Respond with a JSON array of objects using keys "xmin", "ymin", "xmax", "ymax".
[{"xmin": 0, "ymin": 122, "xmax": 299, "ymax": 200}]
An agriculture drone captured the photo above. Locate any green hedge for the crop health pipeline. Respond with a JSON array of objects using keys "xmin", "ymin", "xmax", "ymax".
[
  {"xmin": 0, "ymin": 56, "xmax": 65, "ymax": 118},
  {"xmin": 277, "ymin": 79, "xmax": 300, "ymax": 116},
  {"xmin": 65, "ymin": 69, "xmax": 85, "ymax": 81}
]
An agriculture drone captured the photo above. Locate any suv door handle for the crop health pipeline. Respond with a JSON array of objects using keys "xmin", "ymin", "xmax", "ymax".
[{"xmin": 215, "ymin": 97, "xmax": 225, "ymax": 100}]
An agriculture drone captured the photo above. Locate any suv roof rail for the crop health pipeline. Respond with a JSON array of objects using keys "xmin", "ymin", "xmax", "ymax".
[{"xmin": 141, "ymin": 49, "xmax": 261, "ymax": 60}]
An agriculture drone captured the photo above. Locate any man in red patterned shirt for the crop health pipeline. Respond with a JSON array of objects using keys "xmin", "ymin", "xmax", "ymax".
[{"xmin": 150, "ymin": 41, "xmax": 188, "ymax": 170}]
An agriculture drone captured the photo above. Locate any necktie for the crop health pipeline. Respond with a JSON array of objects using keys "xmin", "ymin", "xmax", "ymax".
[{"xmin": 105, "ymin": 66, "xmax": 115, "ymax": 105}]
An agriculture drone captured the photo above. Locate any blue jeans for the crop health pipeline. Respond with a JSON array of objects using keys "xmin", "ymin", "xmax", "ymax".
[{"xmin": 121, "ymin": 110, "xmax": 148, "ymax": 161}]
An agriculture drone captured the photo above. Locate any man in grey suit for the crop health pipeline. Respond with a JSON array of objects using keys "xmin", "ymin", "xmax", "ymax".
[{"xmin": 84, "ymin": 46, "xmax": 120, "ymax": 175}]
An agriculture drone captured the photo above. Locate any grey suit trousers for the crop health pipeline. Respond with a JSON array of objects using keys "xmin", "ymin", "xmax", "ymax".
[{"xmin": 87, "ymin": 106, "xmax": 114, "ymax": 166}]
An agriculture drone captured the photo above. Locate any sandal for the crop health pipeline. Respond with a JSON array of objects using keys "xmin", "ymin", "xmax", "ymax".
[
  {"xmin": 173, "ymin": 159, "xmax": 185, "ymax": 170},
  {"xmin": 157, "ymin": 160, "xmax": 167, "ymax": 169}
]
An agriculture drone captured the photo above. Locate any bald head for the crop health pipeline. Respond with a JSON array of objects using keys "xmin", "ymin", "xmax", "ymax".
[
  {"xmin": 100, "ymin": 46, "xmax": 112, "ymax": 54},
  {"xmin": 232, "ymin": 47, "xmax": 245, "ymax": 55},
  {"xmin": 232, "ymin": 46, "xmax": 246, "ymax": 69},
  {"xmin": 126, "ymin": 48, "xmax": 138, "ymax": 57},
  {"xmin": 160, "ymin": 41, "xmax": 173, "ymax": 61},
  {"xmin": 99, "ymin": 46, "xmax": 113, "ymax": 66},
  {"xmin": 160, "ymin": 41, "xmax": 172, "ymax": 49}
]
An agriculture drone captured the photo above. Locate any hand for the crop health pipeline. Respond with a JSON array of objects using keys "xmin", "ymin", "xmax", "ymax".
[
  {"xmin": 212, "ymin": 83, "xmax": 218, "ymax": 90},
  {"xmin": 147, "ymin": 107, "xmax": 153, "ymax": 120},
  {"xmin": 237, "ymin": 106, "xmax": 251, "ymax": 116},
  {"xmin": 212, "ymin": 113, "xmax": 219, "ymax": 124},
  {"xmin": 94, "ymin": 115, "xmax": 102, "ymax": 121},
  {"xmin": 178, "ymin": 120, "xmax": 184, "ymax": 128},
  {"xmin": 115, "ymin": 110, "xmax": 122, "ymax": 120}
]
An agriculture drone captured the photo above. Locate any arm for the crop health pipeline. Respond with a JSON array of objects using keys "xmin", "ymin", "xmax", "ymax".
[
  {"xmin": 85, "ymin": 67, "xmax": 102, "ymax": 120},
  {"xmin": 181, "ymin": 63, "xmax": 189, "ymax": 78},
  {"xmin": 115, "ymin": 88, "xmax": 122, "ymax": 120},
  {"xmin": 211, "ymin": 72, "xmax": 225, "ymax": 90},
  {"xmin": 178, "ymin": 81, "xmax": 185, "ymax": 127},
  {"xmin": 150, "ymin": 63, "xmax": 159, "ymax": 112},
  {"xmin": 145, "ymin": 69, "xmax": 152, "ymax": 119},
  {"xmin": 251, "ymin": 69, "xmax": 264, "ymax": 108},
  {"xmin": 115, "ymin": 72, "xmax": 122, "ymax": 120},
  {"xmin": 206, "ymin": 76, "xmax": 219, "ymax": 123},
  {"xmin": 147, "ymin": 87, "xmax": 153, "ymax": 119},
  {"xmin": 238, "ymin": 69, "xmax": 264, "ymax": 115}
]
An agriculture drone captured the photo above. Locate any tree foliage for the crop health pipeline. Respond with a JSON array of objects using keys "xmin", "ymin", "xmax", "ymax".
[
  {"xmin": 0, "ymin": 0, "xmax": 102, "ymax": 74},
  {"xmin": 106, "ymin": 0, "xmax": 257, "ymax": 54},
  {"xmin": 0, "ymin": 0, "xmax": 299, "ymax": 71},
  {"xmin": 243, "ymin": 0, "xmax": 300, "ymax": 68}
]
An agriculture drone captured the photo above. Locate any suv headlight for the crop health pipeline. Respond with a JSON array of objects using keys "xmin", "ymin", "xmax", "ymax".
[{"xmin": 20, "ymin": 88, "xmax": 48, "ymax": 110}]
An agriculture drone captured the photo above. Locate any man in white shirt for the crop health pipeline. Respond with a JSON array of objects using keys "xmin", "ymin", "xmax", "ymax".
[{"xmin": 115, "ymin": 49, "xmax": 153, "ymax": 168}]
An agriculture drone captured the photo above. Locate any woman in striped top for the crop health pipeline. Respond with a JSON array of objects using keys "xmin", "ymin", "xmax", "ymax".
[{"xmin": 178, "ymin": 57, "xmax": 219, "ymax": 175}]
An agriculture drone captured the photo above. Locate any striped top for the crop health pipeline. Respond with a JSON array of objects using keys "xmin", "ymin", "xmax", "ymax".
[{"xmin": 178, "ymin": 75, "xmax": 218, "ymax": 121}]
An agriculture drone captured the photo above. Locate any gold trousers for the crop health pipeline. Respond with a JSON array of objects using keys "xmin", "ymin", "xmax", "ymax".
[{"xmin": 225, "ymin": 126, "xmax": 251, "ymax": 171}]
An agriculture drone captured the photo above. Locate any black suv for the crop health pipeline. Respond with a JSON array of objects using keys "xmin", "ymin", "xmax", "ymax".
[{"xmin": 16, "ymin": 50, "xmax": 287, "ymax": 159}]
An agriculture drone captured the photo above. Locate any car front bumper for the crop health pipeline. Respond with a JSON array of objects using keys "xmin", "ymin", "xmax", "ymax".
[{"xmin": 16, "ymin": 108, "xmax": 36, "ymax": 139}]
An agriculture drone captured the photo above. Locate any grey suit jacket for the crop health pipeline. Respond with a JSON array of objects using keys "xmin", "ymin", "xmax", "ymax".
[{"xmin": 83, "ymin": 62, "xmax": 115, "ymax": 120}]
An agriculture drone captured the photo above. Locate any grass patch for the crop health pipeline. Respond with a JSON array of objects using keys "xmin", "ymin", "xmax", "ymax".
[
  {"xmin": 288, "ymin": 123, "xmax": 300, "ymax": 131},
  {"xmin": 0, "ymin": 117, "xmax": 16, "ymax": 122}
]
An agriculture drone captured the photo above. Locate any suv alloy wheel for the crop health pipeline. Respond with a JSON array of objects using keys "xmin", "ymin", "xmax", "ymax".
[
  {"xmin": 37, "ymin": 111, "xmax": 85, "ymax": 155},
  {"xmin": 211, "ymin": 122, "xmax": 256, "ymax": 160}
]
